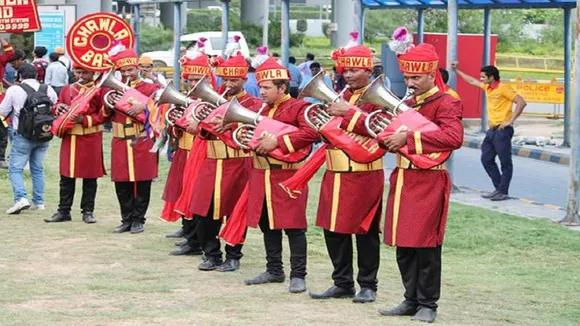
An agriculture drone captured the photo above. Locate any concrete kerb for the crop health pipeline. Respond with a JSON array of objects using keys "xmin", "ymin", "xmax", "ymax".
[{"xmin": 463, "ymin": 134, "xmax": 570, "ymax": 165}]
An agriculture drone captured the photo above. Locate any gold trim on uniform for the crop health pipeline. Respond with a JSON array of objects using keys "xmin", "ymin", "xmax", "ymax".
[
  {"xmin": 126, "ymin": 140, "xmax": 136, "ymax": 181},
  {"xmin": 325, "ymin": 149, "xmax": 382, "ymax": 172},
  {"xmin": 267, "ymin": 94, "xmax": 291, "ymax": 118},
  {"xmin": 69, "ymin": 135, "xmax": 77, "ymax": 177},
  {"xmin": 347, "ymin": 111, "xmax": 362, "ymax": 132},
  {"xmin": 213, "ymin": 160, "xmax": 224, "ymax": 220},
  {"xmin": 414, "ymin": 131, "xmax": 423, "ymax": 155},
  {"xmin": 396, "ymin": 153, "xmax": 445, "ymax": 170},
  {"xmin": 206, "ymin": 140, "xmax": 252, "ymax": 159},
  {"xmin": 178, "ymin": 133, "xmax": 195, "ymax": 150},
  {"xmin": 86, "ymin": 116, "xmax": 93, "ymax": 128},
  {"xmin": 392, "ymin": 169, "xmax": 405, "ymax": 246},
  {"xmin": 283, "ymin": 135, "xmax": 295, "ymax": 153},
  {"xmin": 264, "ymin": 170, "xmax": 275, "ymax": 229},
  {"xmin": 415, "ymin": 86, "xmax": 440, "ymax": 108},
  {"xmin": 69, "ymin": 124, "xmax": 103, "ymax": 135},
  {"xmin": 330, "ymin": 173, "xmax": 341, "ymax": 232},
  {"xmin": 112, "ymin": 121, "xmax": 143, "ymax": 138},
  {"xmin": 252, "ymin": 156, "xmax": 305, "ymax": 170}
]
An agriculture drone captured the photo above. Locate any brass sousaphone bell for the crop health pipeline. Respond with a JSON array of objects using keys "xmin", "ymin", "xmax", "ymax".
[
  {"xmin": 187, "ymin": 75, "xmax": 229, "ymax": 122},
  {"xmin": 357, "ymin": 74, "xmax": 415, "ymax": 138},
  {"xmin": 222, "ymin": 96, "xmax": 267, "ymax": 149},
  {"xmin": 98, "ymin": 70, "xmax": 130, "ymax": 109},
  {"xmin": 157, "ymin": 81, "xmax": 194, "ymax": 126},
  {"xmin": 299, "ymin": 71, "xmax": 349, "ymax": 130}
]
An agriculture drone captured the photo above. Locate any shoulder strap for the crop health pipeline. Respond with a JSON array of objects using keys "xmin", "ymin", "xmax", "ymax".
[
  {"xmin": 39, "ymin": 84, "xmax": 48, "ymax": 95},
  {"xmin": 18, "ymin": 83, "xmax": 35, "ymax": 96}
]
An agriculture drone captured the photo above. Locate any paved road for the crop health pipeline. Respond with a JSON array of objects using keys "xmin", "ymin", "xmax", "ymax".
[{"xmin": 384, "ymin": 147, "xmax": 569, "ymax": 208}]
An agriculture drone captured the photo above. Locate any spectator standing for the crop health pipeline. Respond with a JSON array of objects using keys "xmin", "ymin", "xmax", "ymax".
[
  {"xmin": 32, "ymin": 46, "xmax": 48, "ymax": 83},
  {"xmin": 297, "ymin": 53, "xmax": 314, "ymax": 77},
  {"xmin": 138, "ymin": 55, "xmax": 167, "ymax": 86},
  {"xmin": 54, "ymin": 46, "xmax": 71, "ymax": 70},
  {"xmin": 244, "ymin": 58, "xmax": 260, "ymax": 98},
  {"xmin": 298, "ymin": 62, "xmax": 333, "ymax": 104},
  {"xmin": 0, "ymin": 63, "xmax": 58, "ymax": 214},
  {"xmin": 452, "ymin": 62, "xmax": 527, "ymax": 201},
  {"xmin": 288, "ymin": 56, "xmax": 302, "ymax": 98},
  {"xmin": 9, "ymin": 50, "xmax": 26, "ymax": 83},
  {"xmin": 45, "ymin": 52, "xmax": 69, "ymax": 95}
]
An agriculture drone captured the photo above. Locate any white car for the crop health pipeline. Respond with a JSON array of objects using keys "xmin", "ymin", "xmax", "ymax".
[{"xmin": 142, "ymin": 31, "xmax": 250, "ymax": 67}]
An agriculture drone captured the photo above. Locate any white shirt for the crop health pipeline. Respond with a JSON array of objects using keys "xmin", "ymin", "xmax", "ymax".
[
  {"xmin": 45, "ymin": 61, "xmax": 69, "ymax": 87},
  {"xmin": 0, "ymin": 79, "xmax": 58, "ymax": 130},
  {"xmin": 142, "ymin": 72, "xmax": 167, "ymax": 86},
  {"xmin": 58, "ymin": 56, "xmax": 71, "ymax": 70}
]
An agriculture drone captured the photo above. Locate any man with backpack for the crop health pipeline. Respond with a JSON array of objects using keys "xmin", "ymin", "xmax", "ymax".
[
  {"xmin": 0, "ymin": 63, "xmax": 57, "ymax": 214},
  {"xmin": 32, "ymin": 46, "xmax": 48, "ymax": 84}
]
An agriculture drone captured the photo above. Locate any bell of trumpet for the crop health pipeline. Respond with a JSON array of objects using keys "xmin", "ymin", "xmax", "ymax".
[
  {"xmin": 357, "ymin": 74, "xmax": 412, "ymax": 114},
  {"xmin": 298, "ymin": 71, "xmax": 340, "ymax": 103},
  {"xmin": 189, "ymin": 75, "xmax": 227, "ymax": 106},
  {"xmin": 158, "ymin": 80, "xmax": 193, "ymax": 108},
  {"xmin": 98, "ymin": 70, "xmax": 130, "ymax": 109},
  {"xmin": 223, "ymin": 97, "xmax": 266, "ymax": 149}
]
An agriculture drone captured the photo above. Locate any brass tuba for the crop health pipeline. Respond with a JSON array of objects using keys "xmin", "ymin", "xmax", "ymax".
[
  {"xmin": 158, "ymin": 81, "xmax": 194, "ymax": 126},
  {"xmin": 222, "ymin": 96, "xmax": 266, "ymax": 149},
  {"xmin": 299, "ymin": 71, "xmax": 349, "ymax": 130},
  {"xmin": 187, "ymin": 75, "xmax": 229, "ymax": 122},
  {"xmin": 357, "ymin": 75, "xmax": 415, "ymax": 138},
  {"xmin": 98, "ymin": 70, "xmax": 130, "ymax": 109}
]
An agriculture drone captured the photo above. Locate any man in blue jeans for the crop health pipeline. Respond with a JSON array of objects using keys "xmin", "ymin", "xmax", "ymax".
[{"xmin": 0, "ymin": 63, "xmax": 58, "ymax": 214}]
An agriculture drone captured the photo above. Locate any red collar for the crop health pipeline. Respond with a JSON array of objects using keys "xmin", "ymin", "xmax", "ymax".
[{"xmin": 488, "ymin": 81, "xmax": 500, "ymax": 90}]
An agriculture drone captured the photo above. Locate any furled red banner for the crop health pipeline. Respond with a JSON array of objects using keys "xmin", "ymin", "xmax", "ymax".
[{"xmin": 0, "ymin": 0, "xmax": 41, "ymax": 33}]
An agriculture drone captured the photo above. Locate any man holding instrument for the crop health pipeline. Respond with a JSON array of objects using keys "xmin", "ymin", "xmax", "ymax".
[
  {"xmin": 242, "ymin": 57, "xmax": 319, "ymax": 293},
  {"xmin": 103, "ymin": 45, "xmax": 160, "ymax": 234},
  {"xmin": 309, "ymin": 43, "xmax": 384, "ymax": 303},
  {"xmin": 44, "ymin": 63, "xmax": 106, "ymax": 224}
]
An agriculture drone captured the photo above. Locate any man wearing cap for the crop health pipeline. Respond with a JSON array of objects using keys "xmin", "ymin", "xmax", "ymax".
[
  {"xmin": 138, "ymin": 55, "xmax": 166, "ymax": 87},
  {"xmin": 372, "ymin": 42, "xmax": 464, "ymax": 323},
  {"xmin": 104, "ymin": 46, "xmax": 160, "ymax": 234},
  {"xmin": 243, "ymin": 57, "xmax": 319, "ymax": 293},
  {"xmin": 188, "ymin": 51, "xmax": 263, "ymax": 272},
  {"xmin": 44, "ymin": 63, "xmax": 106, "ymax": 224},
  {"xmin": 308, "ymin": 44, "xmax": 384, "ymax": 303}
]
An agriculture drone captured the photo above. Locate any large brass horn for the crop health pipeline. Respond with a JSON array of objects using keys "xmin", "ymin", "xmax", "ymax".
[
  {"xmin": 158, "ymin": 81, "xmax": 194, "ymax": 126},
  {"xmin": 187, "ymin": 75, "xmax": 229, "ymax": 122},
  {"xmin": 223, "ymin": 97, "xmax": 266, "ymax": 149},
  {"xmin": 299, "ymin": 71, "xmax": 349, "ymax": 130},
  {"xmin": 357, "ymin": 75, "xmax": 413, "ymax": 114},
  {"xmin": 98, "ymin": 70, "xmax": 130, "ymax": 109}
]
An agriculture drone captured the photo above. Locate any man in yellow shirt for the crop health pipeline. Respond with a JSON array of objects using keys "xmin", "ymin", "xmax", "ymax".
[{"xmin": 452, "ymin": 62, "xmax": 526, "ymax": 201}]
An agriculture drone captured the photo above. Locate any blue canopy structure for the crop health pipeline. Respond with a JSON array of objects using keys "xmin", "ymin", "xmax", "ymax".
[{"xmin": 361, "ymin": 0, "xmax": 576, "ymax": 9}]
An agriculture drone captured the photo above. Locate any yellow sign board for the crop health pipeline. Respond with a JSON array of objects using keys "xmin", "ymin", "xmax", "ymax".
[{"xmin": 504, "ymin": 81, "xmax": 565, "ymax": 104}]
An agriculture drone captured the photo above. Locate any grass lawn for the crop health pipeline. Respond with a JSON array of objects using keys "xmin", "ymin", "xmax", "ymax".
[{"xmin": 0, "ymin": 133, "xmax": 579, "ymax": 325}]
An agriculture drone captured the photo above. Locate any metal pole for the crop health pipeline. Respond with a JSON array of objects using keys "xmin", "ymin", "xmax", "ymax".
[
  {"xmin": 354, "ymin": 0, "xmax": 364, "ymax": 44},
  {"xmin": 134, "ymin": 4, "xmax": 141, "ymax": 54},
  {"xmin": 562, "ymin": 3, "xmax": 580, "ymax": 225},
  {"xmin": 447, "ymin": 0, "xmax": 458, "ymax": 190},
  {"xmin": 417, "ymin": 8, "xmax": 424, "ymax": 44},
  {"xmin": 481, "ymin": 8, "xmax": 491, "ymax": 133},
  {"xmin": 173, "ymin": 1, "xmax": 182, "ymax": 89},
  {"xmin": 281, "ymin": 0, "xmax": 290, "ymax": 68},
  {"xmin": 221, "ymin": 0, "xmax": 230, "ymax": 58},
  {"xmin": 262, "ymin": 0, "xmax": 269, "ymax": 46},
  {"xmin": 563, "ymin": 8, "xmax": 572, "ymax": 148}
]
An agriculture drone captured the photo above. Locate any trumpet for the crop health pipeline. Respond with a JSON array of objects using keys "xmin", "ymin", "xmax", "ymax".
[
  {"xmin": 98, "ymin": 70, "xmax": 130, "ymax": 109},
  {"xmin": 222, "ymin": 96, "xmax": 266, "ymax": 150},
  {"xmin": 187, "ymin": 75, "xmax": 229, "ymax": 122},
  {"xmin": 158, "ymin": 81, "xmax": 193, "ymax": 126},
  {"xmin": 357, "ymin": 75, "xmax": 415, "ymax": 138},
  {"xmin": 299, "ymin": 71, "xmax": 349, "ymax": 130}
]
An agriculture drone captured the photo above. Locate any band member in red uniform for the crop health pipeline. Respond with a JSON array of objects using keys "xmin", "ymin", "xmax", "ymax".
[
  {"xmin": 243, "ymin": 57, "xmax": 319, "ymax": 293},
  {"xmin": 44, "ymin": 63, "xmax": 106, "ymax": 224},
  {"xmin": 375, "ymin": 42, "xmax": 464, "ymax": 323},
  {"xmin": 309, "ymin": 44, "xmax": 384, "ymax": 303},
  {"xmin": 104, "ymin": 45, "xmax": 160, "ymax": 234},
  {"xmin": 190, "ymin": 50, "xmax": 263, "ymax": 272}
]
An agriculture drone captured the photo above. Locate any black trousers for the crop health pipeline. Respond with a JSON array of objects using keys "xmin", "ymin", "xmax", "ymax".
[
  {"xmin": 258, "ymin": 200, "xmax": 307, "ymax": 279},
  {"xmin": 323, "ymin": 207, "xmax": 381, "ymax": 291},
  {"xmin": 0, "ymin": 123, "xmax": 7, "ymax": 161},
  {"xmin": 481, "ymin": 126, "xmax": 514, "ymax": 194},
  {"xmin": 182, "ymin": 217, "xmax": 201, "ymax": 249},
  {"xmin": 195, "ymin": 201, "xmax": 244, "ymax": 261},
  {"xmin": 396, "ymin": 246, "xmax": 442, "ymax": 311},
  {"xmin": 114, "ymin": 181, "xmax": 152, "ymax": 224},
  {"xmin": 58, "ymin": 175, "xmax": 97, "ymax": 214}
]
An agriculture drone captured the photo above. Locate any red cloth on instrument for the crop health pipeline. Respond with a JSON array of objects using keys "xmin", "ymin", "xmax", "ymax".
[
  {"xmin": 279, "ymin": 144, "xmax": 328, "ymax": 198},
  {"xmin": 173, "ymin": 137, "xmax": 208, "ymax": 218},
  {"xmin": 219, "ymin": 184, "xmax": 249, "ymax": 246}
]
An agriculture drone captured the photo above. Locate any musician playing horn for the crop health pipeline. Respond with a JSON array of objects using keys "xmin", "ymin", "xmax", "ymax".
[
  {"xmin": 188, "ymin": 46, "xmax": 263, "ymax": 272},
  {"xmin": 104, "ymin": 45, "xmax": 160, "ymax": 234},
  {"xmin": 44, "ymin": 63, "xmax": 106, "ymax": 224},
  {"xmin": 376, "ymin": 31, "xmax": 463, "ymax": 323},
  {"xmin": 242, "ymin": 57, "xmax": 319, "ymax": 293},
  {"xmin": 307, "ymin": 40, "xmax": 384, "ymax": 304}
]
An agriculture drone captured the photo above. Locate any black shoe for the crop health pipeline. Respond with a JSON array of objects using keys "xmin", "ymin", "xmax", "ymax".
[
  {"xmin": 82, "ymin": 212, "xmax": 97, "ymax": 224},
  {"xmin": 309, "ymin": 285, "xmax": 355, "ymax": 299},
  {"xmin": 175, "ymin": 239, "xmax": 188, "ymax": 246},
  {"xmin": 44, "ymin": 212, "xmax": 72, "ymax": 223},
  {"xmin": 130, "ymin": 221, "xmax": 144, "ymax": 234},
  {"xmin": 170, "ymin": 245, "xmax": 203, "ymax": 256},
  {"xmin": 490, "ymin": 192, "xmax": 509, "ymax": 201},
  {"xmin": 113, "ymin": 223, "xmax": 131, "ymax": 233},
  {"xmin": 411, "ymin": 307, "xmax": 437, "ymax": 323},
  {"xmin": 481, "ymin": 190, "xmax": 499, "ymax": 199},
  {"xmin": 353, "ymin": 288, "xmax": 376, "ymax": 303},
  {"xmin": 378, "ymin": 301, "xmax": 418, "ymax": 316},
  {"xmin": 165, "ymin": 228, "xmax": 184, "ymax": 238},
  {"xmin": 289, "ymin": 278, "xmax": 306, "ymax": 293},
  {"xmin": 216, "ymin": 258, "xmax": 240, "ymax": 272},
  {"xmin": 244, "ymin": 272, "xmax": 285, "ymax": 285},
  {"xmin": 198, "ymin": 258, "xmax": 222, "ymax": 271}
]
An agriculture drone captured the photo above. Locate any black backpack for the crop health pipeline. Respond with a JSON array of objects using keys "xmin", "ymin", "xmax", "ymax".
[{"xmin": 17, "ymin": 83, "xmax": 54, "ymax": 142}]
